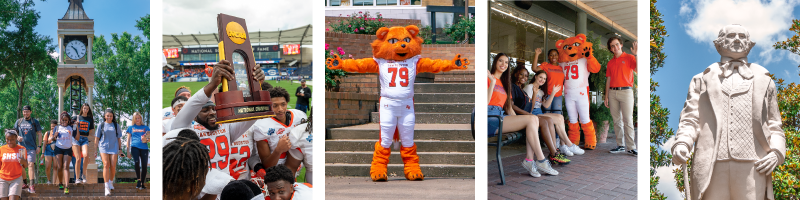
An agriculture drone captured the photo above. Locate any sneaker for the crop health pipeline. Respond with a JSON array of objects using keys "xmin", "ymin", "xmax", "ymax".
[
  {"xmin": 610, "ymin": 146, "xmax": 626, "ymax": 154},
  {"xmin": 136, "ymin": 180, "xmax": 141, "ymax": 190},
  {"xmin": 109, "ymin": 181, "xmax": 115, "ymax": 190},
  {"xmin": 568, "ymin": 144, "xmax": 585, "ymax": 155},
  {"xmin": 549, "ymin": 153, "xmax": 571, "ymax": 165},
  {"xmin": 28, "ymin": 185, "xmax": 34, "ymax": 194},
  {"xmin": 46, "ymin": 181, "xmax": 51, "ymax": 184},
  {"xmin": 628, "ymin": 149, "xmax": 638, "ymax": 156},
  {"xmin": 64, "ymin": 187, "xmax": 69, "ymax": 194},
  {"xmin": 559, "ymin": 144, "xmax": 574, "ymax": 156},
  {"xmin": 535, "ymin": 160, "xmax": 559, "ymax": 176},
  {"xmin": 521, "ymin": 160, "xmax": 541, "ymax": 177},
  {"xmin": 105, "ymin": 187, "xmax": 111, "ymax": 196},
  {"xmin": 58, "ymin": 184, "xmax": 64, "ymax": 190},
  {"xmin": 21, "ymin": 184, "xmax": 28, "ymax": 189}
]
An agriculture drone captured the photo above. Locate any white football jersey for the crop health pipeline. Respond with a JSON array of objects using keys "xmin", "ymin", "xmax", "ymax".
[
  {"xmin": 229, "ymin": 128, "xmax": 255, "ymax": 180},
  {"xmin": 290, "ymin": 183, "xmax": 313, "ymax": 200},
  {"xmin": 559, "ymin": 57, "xmax": 591, "ymax": 90},
  {"xmin": 170, "ymin": 90, "xmax": 256, "ymax": 174},
  {"xmin": 287, "ymin": 123, "xmax": 312, "ymax": 172},
  {"xmin": 252, "ymin": 109, "xmax": 308, "ymax": 164},
  {"xmin": 376, "ymin": 55, "xmax": 420, "ymax": 99},
  {"xmin": 162, "ymin": 107, "xmax": 174, "ymax": 118}
]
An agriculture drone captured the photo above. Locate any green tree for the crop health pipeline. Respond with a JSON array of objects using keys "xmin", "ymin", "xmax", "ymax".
[
  {"xmin": 92, "ymin": 15, "xmax": 150, "ymax": 125},
  {"xmin": 650, "ymin": 0, "xmax": 674, "ymax": 199},
  {"xmin": 772, "ymin": 17, "xmax": 800, "ymax": 200},
  {"xmin": 0, "ymin": 0, "xmax": 57, "ymax": 122}
]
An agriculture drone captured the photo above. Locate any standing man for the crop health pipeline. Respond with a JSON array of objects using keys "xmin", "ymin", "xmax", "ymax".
[
  {"xmin": 14, "ymin": 105, "xmax": 41, "ymax": 193},
  {"xmin": 295, "ymin": 79, "xmax": 311, "ymax": 114},
  {"xmin": 604, "ymin": 37, "xmax": 638, "ymax": 156}
]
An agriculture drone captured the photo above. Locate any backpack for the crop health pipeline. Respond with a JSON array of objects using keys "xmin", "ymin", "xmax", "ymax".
[{"xmin": 97, "ymin": 121, "xmax": 118, "ymax": 142}]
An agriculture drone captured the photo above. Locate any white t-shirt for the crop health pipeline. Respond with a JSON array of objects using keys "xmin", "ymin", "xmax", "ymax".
[
  {"xmin": 252, "ymin": 109, "xmax": 308, "ymax": 165},
  {"xmin": 54, "ymin": 125, "xmax": 73, "ymax": 149},
  {"xmin": 376, "ymin": 55, "xmax": 421, "ymax": 99},
  {"xmin": 559, "ymin": 57, "xmax": 591, "ymax": 90},
  {"xmin": 533, "ymin": 89, "xmax": 544, "ymax": 109}
]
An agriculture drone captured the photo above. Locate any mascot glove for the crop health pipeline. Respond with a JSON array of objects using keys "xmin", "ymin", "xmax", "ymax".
[
  {"xmin": 453, "ymin": 54, "xmax": 470, "ymax": 68},
  {"xmin": 326, "ymin": 54, "xmax": 343, "ymax": 69}
]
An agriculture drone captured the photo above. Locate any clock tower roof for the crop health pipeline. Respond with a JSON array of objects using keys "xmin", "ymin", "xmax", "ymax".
[{"xmin": 62, "ymin": 0, "xmax": 89, "ymax": 20}]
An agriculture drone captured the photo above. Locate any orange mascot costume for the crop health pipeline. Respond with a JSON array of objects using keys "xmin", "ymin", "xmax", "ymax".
[
  {"xmin": 326, "ymin": 25, "xmax": 469, "ymax": 181},
  {"xmin": 555, "ymin": 34, "xmax": 601, "ymax": 150}
]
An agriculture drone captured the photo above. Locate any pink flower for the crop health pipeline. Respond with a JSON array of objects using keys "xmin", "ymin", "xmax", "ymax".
[
  {"xmin": 349, "ymin": 54, "xmax": 353, "ymax": 59},
  {"xmin": 359, "ymin": 11, "xmax": 363, "ymax": 13},
  {"xmin": 338, "ymin": 47, "xmax": 345, "ymax": 55},
  {"xmin": 348, "ymin": 25, "xmax": 352, "ymax": 27},
  {"xmin": 360, "ymin": 27, "xmax": 365, "ymax": 30},
  {"xmin": 325, "ymin": 44, "xmax": 329, "ymax": 50},
  {"xmin": 329, "ymin": 51, "xmax": 334, "ymax": 55},
  {"xmin": 390, "ymin": 19, "xmax": 393, "ymax": 22},
  {"xmin": 326, "ymin": 28, "xmax": 330, "ymax": 32},
  {"xmin": 347, "ymin": 15, "xmax": 350, "ymax": 17},
  {"xmin": 354, "ymin": 29, "xmax": 358, "ymax": 33}
]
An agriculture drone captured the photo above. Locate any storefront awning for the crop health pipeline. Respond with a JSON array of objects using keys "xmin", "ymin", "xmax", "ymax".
[{"xmin": 163, "ymin": 24, "xmax": 313, "ymax": 48}]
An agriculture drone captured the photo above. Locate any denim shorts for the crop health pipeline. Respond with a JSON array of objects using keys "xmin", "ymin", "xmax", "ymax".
[
  {"xmin": 44, "ymin": 143, "xmax": 55, "ymax": 157},
  {"xmin": 487, "ymin": 105, "xmax": 506, "ymax": 137},
  {"xmin": 530, "ymin": 107, "xmax": 543, "ymax": 115},
  {"xmin": 71, "ymin": 135, "xmax": 89, "ymax": 146},
  {"xmin": 542, "ymin": 96, "xmax": 563, "ymax": 114}
]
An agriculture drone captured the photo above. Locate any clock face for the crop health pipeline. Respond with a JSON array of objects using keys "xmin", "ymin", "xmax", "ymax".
[{"xmin": 65, "ymin": 40, "xmax": 86, "ymax": 60}]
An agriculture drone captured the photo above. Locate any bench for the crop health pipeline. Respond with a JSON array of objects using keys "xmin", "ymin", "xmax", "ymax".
[{"xmin": 472, "ymin": 109, "xmax": 525, "ymax": 185}]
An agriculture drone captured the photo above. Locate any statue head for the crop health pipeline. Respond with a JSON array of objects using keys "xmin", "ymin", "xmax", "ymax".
[{"xmin": 713, "ymin": 24, "xmax": 755, "ymax": 59}]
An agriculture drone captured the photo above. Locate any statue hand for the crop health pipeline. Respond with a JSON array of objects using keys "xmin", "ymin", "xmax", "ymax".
[
  {"xmin": 672, "ymin": 144, "xmax": 690, "ymax": 165},
  {"xmin": 755, "ymin": 151, "xmax": 779, "ymax": 175}
]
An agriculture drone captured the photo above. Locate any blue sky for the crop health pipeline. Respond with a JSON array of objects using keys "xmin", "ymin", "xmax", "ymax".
[
  {"xmin": 653, "ymin": 0, "xmax": 800, "ymax": 197},
  {"xmin": 31, "ymin": 0, "xmax": 150, "ymax": 56}
]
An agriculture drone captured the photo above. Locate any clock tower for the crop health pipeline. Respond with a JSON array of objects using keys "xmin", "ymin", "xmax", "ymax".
[{"xmin": 56, "ymin": 0, "xmax": 98, "ymax": 184}]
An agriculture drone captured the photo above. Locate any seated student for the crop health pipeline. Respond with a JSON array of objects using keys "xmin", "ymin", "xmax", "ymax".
[
  {"xmin": 220, "ymin": 180, "xmax": 264, "ymax": 200},
  {"xmin": 525, "ymin": 70, "xmax": 585, "ymax": 157},
  {"xmin": 509, "ymin": 66, "xmax": 571, "ymax": 165},
  {"xmin": 488, "ymin": 53, "xmax": 558, "ymax": 177},
  {"xmin": 264, "ymin": 165, "xmax": 311, "ymax": 200}
]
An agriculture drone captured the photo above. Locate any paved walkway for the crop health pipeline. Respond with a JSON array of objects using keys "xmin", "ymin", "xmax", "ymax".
[
  {"xmin": 488, "ymin": 135, "xmax": 637, "ymax": 200},
  {"xmin": 326, "ymin": 176, "xmax": 475, "ymax": 199}
]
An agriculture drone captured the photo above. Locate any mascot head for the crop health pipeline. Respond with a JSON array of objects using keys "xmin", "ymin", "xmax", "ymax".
[
  {"xmin": 555, "ymin": 34, "xmax": 593, "ymax": 62},
  {"xmin": 371, "ymin": 25, "xmax": 424, "ymax": 61}
]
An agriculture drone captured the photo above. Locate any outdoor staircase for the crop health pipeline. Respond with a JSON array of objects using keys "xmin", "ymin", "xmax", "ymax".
[
  {"xmin": 21, "ymin": 183, "xmax": 149, "ymax": 199},
  {"xmin": 326, "ymin": 79, "xmax": 476, "ymax": 178}
]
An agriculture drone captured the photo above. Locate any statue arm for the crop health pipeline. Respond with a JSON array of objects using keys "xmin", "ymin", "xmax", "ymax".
[
  {"xmin": 765, "ymin": 80, "xmax": 786, "ymax": 164},
  {"xmin": 673, "ymin": 75, "xmax": 704, "ymax": 152}
]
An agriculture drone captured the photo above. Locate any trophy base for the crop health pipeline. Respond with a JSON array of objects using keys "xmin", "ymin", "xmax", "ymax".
[{"xmin": 214, "ymin": 90, "xmax": 275, "ymax": 124}]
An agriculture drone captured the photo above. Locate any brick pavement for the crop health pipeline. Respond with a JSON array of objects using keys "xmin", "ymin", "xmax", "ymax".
[{"xmin": 487, "ymin": 141, "xmax": 637, "ymax": 200}]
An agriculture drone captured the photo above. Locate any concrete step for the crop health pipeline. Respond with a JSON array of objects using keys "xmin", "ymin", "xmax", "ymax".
[
  {"xmin": 325, "ymin": 163, "xmax": 474, "ymax": 178},
  {"xmin": 371, "ymin": 112, "xmax": 470, "ymax": 124},
  {"xmin": 326, "ymin": 140, "xmax": 475, "ymax": 152},
  {"xmin": 326, "ymin": 151, "xmax": 474, "ymax": 165},
  {"xmin": 24, "ymin": 183, "xmax": 149, "ymax": 197},
  {"xmin": 413, "ymin": 93, "xmax": 474, "ymax": 103},
  {"xmin": 414, "ymin": 83, "xmax": 475, "ymax": 93},
  {"xmin": 378, "ymin": 103, "xmax": 473, "ymax": 113},
  {"xmin": 328, "ymin": 124, "xmax": 472, "ymax": 140}
]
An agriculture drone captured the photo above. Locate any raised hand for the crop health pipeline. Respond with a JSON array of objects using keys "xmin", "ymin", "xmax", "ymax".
[
  {"xmin": 534, "ymin": 48, "xmax": 542, "ymax": 56},
  {"xmin": 630, "ymin": 41, "xmax": 638, "ymax": 56},
  {"xmin": 550, "ymin": 85, "xmax": 562, "ymax": 96},
  {"xmin": 326, "ymin": 54, "xmax": 343, "ymax": 70},
  {"xmin": 453, "ymin": 54, "xmax": 470, "ymax": 68}
]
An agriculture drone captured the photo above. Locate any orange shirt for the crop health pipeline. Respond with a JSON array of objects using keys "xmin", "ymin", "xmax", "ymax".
[
  {"xmin": 539, "ymin": 62, "xmax": 564, "ymax": 97},
  {"xmin": 606, "ymin": 52, "xmax": 637, "ymax": 88},
  {"xmin": 0, "ymin": 145, "xmax": 24, "ymax": 181},
  {"xmin": 488, "ymin": 77, "xmax": 508, "ymax": 107}
]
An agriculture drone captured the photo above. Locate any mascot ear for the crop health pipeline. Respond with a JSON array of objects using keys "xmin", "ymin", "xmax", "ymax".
[
  {"xmin": 556, "ymin": 40, "xmax": 565, "ymax": 48},
  {"xmin": 576, "ymin": 34, "xmax": 587, "ymax": 42},
  {"xmin": 376, "ymin": 27, "xmax": 390, "ymax": 40},
  {"xmin": 405, "ymin": 25, "xmax": 420, "ymax": 37}
]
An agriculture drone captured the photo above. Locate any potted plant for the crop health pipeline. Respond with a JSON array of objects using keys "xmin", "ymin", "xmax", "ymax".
[{"xmin": 589, "ymin": 101, "xmax": 612, "ymax": 143}]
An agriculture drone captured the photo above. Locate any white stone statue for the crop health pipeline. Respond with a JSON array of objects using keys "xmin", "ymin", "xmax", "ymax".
[{"xmin": 671, "ymin": 24, "xmax": 786, "ymax": 200}]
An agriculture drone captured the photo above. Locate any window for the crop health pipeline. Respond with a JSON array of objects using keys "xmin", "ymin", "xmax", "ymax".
[
  {"xmin": 353, "ymin": 0, "xmax": 373, "ymax": 6},
  {"xmin": 377, "ymin": 0, "xmax": 397, "ymax": 6},
  {"xmin": 200, "ymin": 53, "xmax": 217, "ymax": 61}
]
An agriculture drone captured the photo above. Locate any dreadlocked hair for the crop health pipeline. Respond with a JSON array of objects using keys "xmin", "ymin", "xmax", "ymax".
[
  {"xmin": 264, "ymin": 165, "xmax": 295, "ymax": 185},
  {"xmin": 163, "ymin": 136, "xmax": 209, "ymax": 199},
  {"xmin": 267, "ymin": 86, "xmax": 290, "ymax": 103},
  {"xmin": 175, "ymin": 86, "xmax": 191, "ymax": 96},
  {"xmin": 177, "ymin": 129, "xmax": 200, "ymax": 141}
]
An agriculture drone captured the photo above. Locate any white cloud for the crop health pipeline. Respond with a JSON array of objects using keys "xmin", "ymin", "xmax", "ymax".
[
  {"xmin": 162, "ymin": 0, "xmax": 312, "ymax": 35},
  {"xmin": 681, "ymin": 0, "xmax": 800, "ymax": 64}
]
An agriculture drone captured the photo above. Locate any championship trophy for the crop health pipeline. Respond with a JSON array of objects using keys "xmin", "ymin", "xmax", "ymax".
[{"xmin": 213, "ymin": 13, "xmax": 275, "ymax": 124}]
